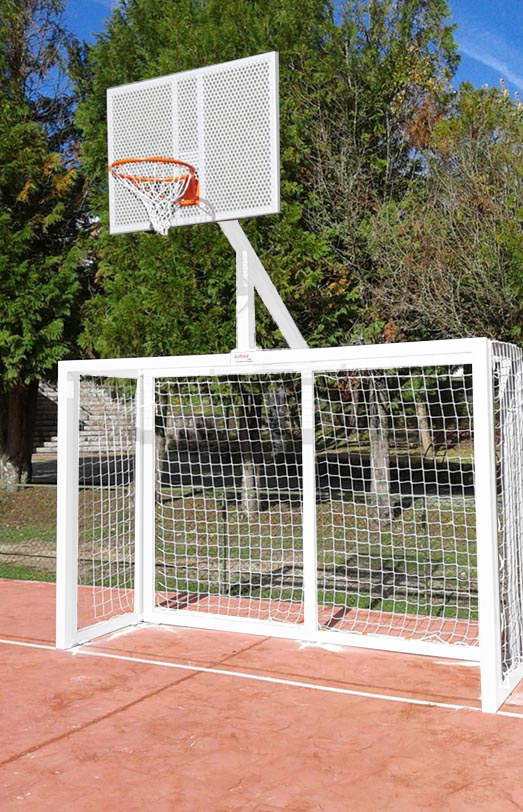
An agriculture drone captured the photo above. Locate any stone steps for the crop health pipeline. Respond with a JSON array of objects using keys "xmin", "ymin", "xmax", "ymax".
[{"xmin": 33, "ymin": 381, "xmax": 136, "ymax": 455}]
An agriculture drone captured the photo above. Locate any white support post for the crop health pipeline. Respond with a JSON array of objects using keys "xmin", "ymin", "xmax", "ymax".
[
  {"xmin": 55, "ymin": 367, "xmax": 80, "ymax": 649},
  {"xmin": 133, "ymin": 375, "xmax": 144, "ymax": 617},
  {"xmin": 219, "ymin": 219, "xmax": 308, "ymax": 351},
  {"xmin": 473, "ymin": 338, "xmax": 503, "ymax": 712},
  {"xmin": 236, "ymin": 247, "xmax": 256, "ymax": 351},
  {"xmin": 302, "ymin": 369, "xmax": 318, "ymax": 635},
  {"xmin": 142, "ymin": 374, "xmax": 157, "ymax": 619}
]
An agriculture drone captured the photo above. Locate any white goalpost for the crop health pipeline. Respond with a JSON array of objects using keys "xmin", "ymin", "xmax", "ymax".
[
  {"xmin": 55, "ymin": 51, "xmax": 523, "ymax": 715},
  {"xmin": 56, "ymin": 338, "xmax": 523, "ymax": 713}
]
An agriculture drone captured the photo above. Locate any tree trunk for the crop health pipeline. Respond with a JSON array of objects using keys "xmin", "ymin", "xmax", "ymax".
[
  {"xmin": 267, "ymin": 384, "xmax": 286, "ymax": 460},
  {"xmin": 154, "ymin": 407, "xmax": 166, "ymax": 496},
  {"xmin": 368, "ymin": 378, "xmax": 391, "ymax": 525},
  {"xmin": 0, "ymin": 381, "xmax": 38, "ymax": 488},
  {"xmin": 240, "ymin": 453, "xmax": 257, "ymax": 518},
  {"xmin": 238, "ymin": 389, "xmax": 260, "ymax": 518},
  {"xmin": 416, "ymin": 395, "xmax": 432, "ymax": 456}
]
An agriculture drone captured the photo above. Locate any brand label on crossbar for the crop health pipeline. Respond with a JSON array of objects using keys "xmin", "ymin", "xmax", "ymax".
[{"xmin": 230, "ymin": 351, "xmax": 256, "ymax": 364}]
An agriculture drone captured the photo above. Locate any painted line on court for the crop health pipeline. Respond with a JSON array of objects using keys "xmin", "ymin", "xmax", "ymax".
[
  {"xmin": 0, "ymin": 638, "xmax": 56, "ymax": 651},
  {"xmin": 75, "ymin": 646, "xmax": 523, "ymax": 718},
  {"xmin": 1, "ymin": 636, "xmax": 522, "ymax": 719}
]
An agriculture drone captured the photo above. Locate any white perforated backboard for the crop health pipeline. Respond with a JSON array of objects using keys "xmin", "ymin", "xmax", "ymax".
[{"xmin": 107, "ymin": 52, "xmax": 280, "ymax": 234}]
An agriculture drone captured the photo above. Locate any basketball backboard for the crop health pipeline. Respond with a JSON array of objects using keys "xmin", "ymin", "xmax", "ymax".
[{"xmin": 107, "ymin": 52, "xmax": 280, "ymax": 234}]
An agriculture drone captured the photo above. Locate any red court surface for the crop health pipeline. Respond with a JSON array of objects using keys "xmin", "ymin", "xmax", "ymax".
[{"xmin": 1, "ymin": 578, "xmax": 523, "ymax": 811}]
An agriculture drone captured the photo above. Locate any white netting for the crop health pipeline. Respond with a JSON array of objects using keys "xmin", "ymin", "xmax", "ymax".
[
  {"xmin": 152, "ymin": 366, "xmax": 478, "ymax": 645},
  {"xmin": 155, "ymin": 375, "xmax": 304, "ymax": 624},
  {"xmin": 110, "ymin": 159, "xmax": 195, "ymax": 236},
  {"xmin": 77, "ymin": 377, "xmax": 136, "ymax": 628},
  {"xmin": 493, "ymin": 342, "xmax": 523, "ymax": 682},
  {"xmin": 314, "ymin": 365, "xmax": 478, "ymax": 646}
]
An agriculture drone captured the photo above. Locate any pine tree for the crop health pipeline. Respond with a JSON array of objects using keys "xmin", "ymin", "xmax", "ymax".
[{"xmin": 0, "ymin": 0, "xmax": 81, "ymax": 484}]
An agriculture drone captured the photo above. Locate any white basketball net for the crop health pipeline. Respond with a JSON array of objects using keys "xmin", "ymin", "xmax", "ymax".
[{"xmin": 110, "ymin": 159, "xmax": 195, "ymax": 236}]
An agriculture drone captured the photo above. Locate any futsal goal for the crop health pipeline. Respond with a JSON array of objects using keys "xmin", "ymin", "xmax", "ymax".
[{"xmin": 56, "ymin": 337, "xmax": 523, "ymax": 713}]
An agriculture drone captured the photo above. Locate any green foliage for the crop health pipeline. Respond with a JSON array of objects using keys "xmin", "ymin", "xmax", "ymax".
[
  {"xmin": 366, "ymin": 84, "xmax": 523, "ymax": 342},
  {"xmin": 0, "ymin": 103, "xmax": 78, "ymax": 386},
  {"xmin": 80, "ymin": 224, "xmax": 238, "ymax": 356},
  {"xmin": 0, "ymin": 0, "xmax": 81, "ymax": 389}
]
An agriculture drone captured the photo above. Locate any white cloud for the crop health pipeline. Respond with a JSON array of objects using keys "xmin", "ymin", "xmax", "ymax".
[{"xmin": 459, "ymin": 40, "xmax": 523, "ymax": 90}]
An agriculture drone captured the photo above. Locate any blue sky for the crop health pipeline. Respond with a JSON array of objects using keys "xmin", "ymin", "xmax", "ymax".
[
  {"xmin": 63, "ymin": 0, "xmax": 113, "ymax": 45},
  {"xmin": 452, "ymin": 0, "xmax": 523, "ymax": 96},
  {"xmin": 64, "ymin": 0, "xmax": 523, "ymax": 97}
]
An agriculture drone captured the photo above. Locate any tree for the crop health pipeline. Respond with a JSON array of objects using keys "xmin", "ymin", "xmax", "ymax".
[
  {"xmin": 366, "ymin": 85, "xmax": 523, "ymax": 343},
  {"xmin": 0, "ymin": 0, "xmax": 81, "ymax": 484},
  {"xmin": 362, "ymin": 85, "xmax": 523, "ymax": 507},
  {"xmin": 304, "ymin": 0, "xmax": 459, "ymax": 328}
]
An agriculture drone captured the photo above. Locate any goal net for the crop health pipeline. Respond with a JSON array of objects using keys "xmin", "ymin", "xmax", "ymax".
[
  {"xmin": 56, "ymin": 339, "xmax": 523, "ymax": 712},
  {"xmin": 154, "ymin": 373, "xmax": 304, "ymax": 624},
  {"xmin": 152, "ymin": 368, "xmax": 477, "ymax": 644},
  {"xmin": 315, "ymin": 366, "xmax": 477, "ymax": 646},
  {"xmin": 76, "ymin": 377, "xmax": 136, "ymax": 631}
]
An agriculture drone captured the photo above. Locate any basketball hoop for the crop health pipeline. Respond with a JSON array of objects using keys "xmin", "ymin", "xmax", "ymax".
[{"xmin": 108, "ymin": 157, "xmax": 200, "ymax": 236}]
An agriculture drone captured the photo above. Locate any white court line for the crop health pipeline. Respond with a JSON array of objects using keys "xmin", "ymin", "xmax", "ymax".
[
  {"xmin": 0, "ymin": 638, "xmax": 55, "ymax": 651},
  {"xmin": 1, "ymin": 637, "xmax": 522, "ymax": 719},
  {"xmin": 76, "ymin": 647, "xmax": 523, "ymax": 718}
]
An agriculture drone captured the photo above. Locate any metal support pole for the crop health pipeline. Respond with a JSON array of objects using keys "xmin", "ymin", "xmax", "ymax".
[
  {"xmin": 142, "ymin": 374, "xmax": 157, "ymax": 620},
  {"xmin": 133, "ymin": 375, "xmax": 144, "ymax": 618},
  {"xmin": 55, "ymin": 368, "xmax": 80, "ymax": 649},
  {"xmin": 236, "ymin": 247, "xmax": 256, "ymax": 351},
  {"xmin": 473, "ymin": 338, "xmax": 503, "ymax": 712},
  {"xmin": 219, "ymin": 219, "xmax": 308, "ymax": 351},
  {"xmin": 302, "ymin": 368, "xmax": 318, "ymax": 635}
]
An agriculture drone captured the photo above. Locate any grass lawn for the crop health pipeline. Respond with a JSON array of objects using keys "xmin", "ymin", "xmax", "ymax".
[
  {"xmin": 0, "ymin": 562, "xmax": 56, "ymax": 582},
  {"xmin": 0, "ymin": 486, "xmax": 57, "ymax": 579},
  {"xmin": 0, "ymin": 467, "xmax": 479, "ymax": 628}
]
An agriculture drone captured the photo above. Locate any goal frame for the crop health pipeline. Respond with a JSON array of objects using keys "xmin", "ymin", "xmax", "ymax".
[{"xmin": 55, "ymin": 336, "xmax": 523, "ymax": 713}]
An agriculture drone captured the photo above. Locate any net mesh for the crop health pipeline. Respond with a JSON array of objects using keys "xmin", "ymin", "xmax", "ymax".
[
  {"xmin": 77, "ymin": 376, "xmax": 136, "ymax": 629},
  {"xmin": 152, "ymin": 366, "xmax": 479, "ymax": 644},
  {"xmin": 155, "ymin": 374, "xmax": 304, "ymax": 624},
  {"xmin": 493, "ymin": 342, "xmax": 523, "ymax": 682},
  {"xmin": 314, "ymin": 366, "xmax": 477, "ymax": 646},
  {"xmin": 110, "ymin": 160, "xmax": 194, "ymax": 236},
  {"xmin": 73, "ymin": 363, "xmax": 488, "ymax": 651}
]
